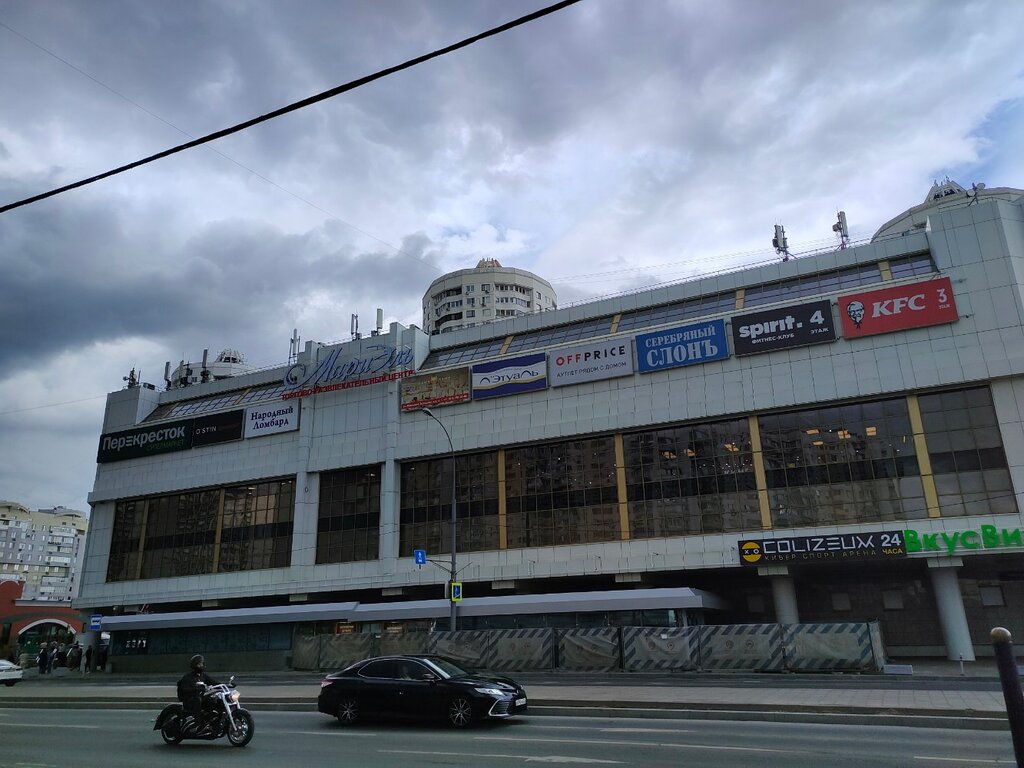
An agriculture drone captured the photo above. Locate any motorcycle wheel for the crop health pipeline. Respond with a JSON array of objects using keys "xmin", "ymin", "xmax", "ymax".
[
  {"xmin": 227, "ymin": 709, "xmax": 254, "ymax": 747},
  {"xmin": 160, "ymin": 715, "xmax": 183, "ymax": 745}
]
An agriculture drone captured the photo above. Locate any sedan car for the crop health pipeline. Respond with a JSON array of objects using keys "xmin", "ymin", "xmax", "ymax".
[
  {"xmin": 0, "ymin": 659, "xmax": 23, "ymax": 687},
  {"xmin": 318, "ymin": 654, "xmax": 527, "ymax": 728}
]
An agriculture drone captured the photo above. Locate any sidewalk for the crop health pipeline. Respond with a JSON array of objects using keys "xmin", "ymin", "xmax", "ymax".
[{"xmin": 2, "ymin": 660, "xmax": 1017, "ymax": 731}]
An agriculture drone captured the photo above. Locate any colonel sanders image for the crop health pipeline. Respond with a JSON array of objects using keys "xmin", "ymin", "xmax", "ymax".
[{"xmin": 846, "ymin": 300, "xmax": 865, "ymax": 328}]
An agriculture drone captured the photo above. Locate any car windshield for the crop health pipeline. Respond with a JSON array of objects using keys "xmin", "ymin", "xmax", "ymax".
[{"xmin": 423, "ymin": 657, "xmax": 475, "ymax": 678}]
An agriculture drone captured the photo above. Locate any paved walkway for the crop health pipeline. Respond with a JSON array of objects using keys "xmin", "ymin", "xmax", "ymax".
[{"xmin": 3, "ymin": 659, "xmax": 1018, "ymax": 729}]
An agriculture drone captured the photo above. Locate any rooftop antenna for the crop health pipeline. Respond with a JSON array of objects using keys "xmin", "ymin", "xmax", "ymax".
[
  {"xmin": 122, "ymin": 367, "xmax": 138, "ymax": 389},
  {"xmin": 288, "ymin": 328, "xmax": 301, "ymax": 363},
  {"xmin": 163, "ymin": 361, "xmax": 171, "ymax": 389},
  {"xmin": 968, "ymin": 182, "xmax": 986, "ymax": 206},
  {"xmin": 832, "ymin": 210, "xmax": 850, "ymax": 249},
  {"xmin": 351, "ymin": 313, "xmax": 360, "ymax": 340},
  {"xmin": 772, "ymin": 224, "xmax": 790, "ymax": 261},
  {"xmin": 371, "ymin": 308, "xmax": 384, "ymax": 337},
  {"xmin": 200, "ymin": 349, "xmax": 210, "ymax": 383}
]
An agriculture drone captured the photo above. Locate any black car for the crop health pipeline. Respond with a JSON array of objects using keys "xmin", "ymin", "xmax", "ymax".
[{"xmin": 317, "ymin": 654, "xmax": 528, "ymax": 728}]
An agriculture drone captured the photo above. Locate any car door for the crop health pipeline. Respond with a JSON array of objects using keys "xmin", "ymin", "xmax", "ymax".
[
  {"xmin": 391, "ymin": 659, "xmax": 444, "ymax": 719},
  {"xmin": 356, "ymin": 659, "xmax": 402, "ymax": 717}
]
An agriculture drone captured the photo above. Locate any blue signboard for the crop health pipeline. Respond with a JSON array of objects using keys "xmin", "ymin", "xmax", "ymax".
[
  {"xmin": 471, "ymin": 352, "xmax": 547, "ymax": 400},
  {"xmin": 89, "ymin": 614, "xmax": 102, "ymax": 631},
  {"xmin": 635, "ymin": 318, "xmax": 730, "ymax": 373},
  {"xmin": 414, "ymin": 549, "xmax": 427, "ymax": 565}
]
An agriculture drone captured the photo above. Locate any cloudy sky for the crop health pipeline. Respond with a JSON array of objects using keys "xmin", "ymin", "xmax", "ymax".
[{"xmin": 1, "ymin": 0, "xmax": 1022, "ymax": 517}]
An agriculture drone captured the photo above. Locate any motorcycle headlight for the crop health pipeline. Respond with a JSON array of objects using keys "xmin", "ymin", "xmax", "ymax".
[
  {"xmin": 474, "ymin": 687, "xmax": 504, "ymax": 697},
  {"xmin": 229, "ymin": 691, "xmax": 241, "ymax": 702}
]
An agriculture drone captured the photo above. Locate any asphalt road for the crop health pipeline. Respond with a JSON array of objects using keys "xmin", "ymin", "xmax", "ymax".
[{"xmin": 0, "ymin": 706, "xmax": 1016, "ymax": 767}]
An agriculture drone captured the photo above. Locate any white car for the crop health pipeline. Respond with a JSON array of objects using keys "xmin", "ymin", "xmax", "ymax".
[{"xmin": 0, "ymin": 659, "xmax": 24, "ymax": 686}]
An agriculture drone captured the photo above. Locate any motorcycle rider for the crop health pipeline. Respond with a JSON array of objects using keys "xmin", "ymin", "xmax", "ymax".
[{"xmin": 177, "ymin": 654, "xmax": 220, "ymax": 732}]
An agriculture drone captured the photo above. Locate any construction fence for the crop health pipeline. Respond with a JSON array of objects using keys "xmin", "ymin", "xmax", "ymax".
[{"xmin": 292, "ymin": 621, "xmax": 885, "ymax": 674}]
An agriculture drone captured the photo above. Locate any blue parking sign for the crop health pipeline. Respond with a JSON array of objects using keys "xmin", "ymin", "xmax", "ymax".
[{"xmin": 413, "ymin": 549, "xmax": 426, "ymax": 565}]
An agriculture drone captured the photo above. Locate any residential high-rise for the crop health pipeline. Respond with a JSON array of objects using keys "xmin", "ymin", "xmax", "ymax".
[{"xmin": 0, "ymin": 502, "xmax": 89, "ymax": 602}]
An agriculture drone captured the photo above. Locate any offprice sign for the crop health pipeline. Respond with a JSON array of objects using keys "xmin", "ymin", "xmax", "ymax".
[{"xmin": 731, "ymin": 299, "xmax": 837, "ymax": 356}]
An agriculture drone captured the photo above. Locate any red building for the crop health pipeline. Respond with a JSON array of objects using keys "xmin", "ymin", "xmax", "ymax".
[{"xmin": 0, "ymin": 579, "xmax": 84, "ymax": 660}]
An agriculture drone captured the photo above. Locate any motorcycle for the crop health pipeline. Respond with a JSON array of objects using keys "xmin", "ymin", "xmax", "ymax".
[{"xmin": 154, "ymin": 676, "xmax": 254, "ymax": 747}]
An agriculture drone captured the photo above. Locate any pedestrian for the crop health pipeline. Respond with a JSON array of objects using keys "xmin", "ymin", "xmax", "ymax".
[
  {"xmin": 98, "ymin": 645, "xmax": 107, "ymax": 671},
  {"xmin": 68, "ymin": 644, "xmax": 80, "ymax": 672},
  {"xmin": 37, "ymin": 646, "xmax": 48, "ymax": 674},
  {"xmin": 84, "ymin": 645, "xmax": 93, "ymax": 674}
]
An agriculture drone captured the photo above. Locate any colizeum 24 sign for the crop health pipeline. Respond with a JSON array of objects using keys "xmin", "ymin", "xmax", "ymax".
[
  {"xmin": 738, "ymin": 531, "xmax": 907, "ymax": 565},
  {"xmin": 635, "ymin": 319, "xmax": 729, "ymax": 373}
]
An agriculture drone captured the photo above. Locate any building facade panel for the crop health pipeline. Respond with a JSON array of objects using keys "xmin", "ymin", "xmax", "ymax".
[{"xmin": 75, "ymin": 188, "xmax": 1024, "ymax": 666}]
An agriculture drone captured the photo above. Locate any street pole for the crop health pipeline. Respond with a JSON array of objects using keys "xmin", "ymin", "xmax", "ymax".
[
  {"xmin": 992, "ymin": 627, "xmax": 1024, "ymax": 767},
  {"xmin": 421, "ymin": 407, "xmax": 457, "ymax": 632}
]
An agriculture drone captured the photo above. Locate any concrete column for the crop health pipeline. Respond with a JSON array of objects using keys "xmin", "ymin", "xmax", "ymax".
[
  {"xmin": 378, "ymin": 458, "xmax": 399, "ymax": 561},
  {"xmin": 291, "ymin": 471, "xmax": 320, "ymax": 567},
  {"xmin": 928, "ymin": 559, "xmax": 976, "ymax": 661},
  {"xmin": 759, "ymin": 566, "xmax": 799, "ymax": 624}
]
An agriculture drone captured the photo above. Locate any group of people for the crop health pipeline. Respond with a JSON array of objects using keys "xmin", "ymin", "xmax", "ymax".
[{"xmin": 35, "ymin": 641, "xmax": 100, "ymax": 674}]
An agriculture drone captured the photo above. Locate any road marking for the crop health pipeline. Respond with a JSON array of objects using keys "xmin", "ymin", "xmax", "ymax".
[
  {"xmin": 600, "ymin": 727, "xmax": 693, "ymax": 734},
  {"xmin": 291, "ymin": 731, "xmax": 379, "ymax": 736},
  {"xmin": 380, "ymin": 750, "xmax": 620, "ymax": 764},
  {"xmin": 5, "ymin": 724, "xmax": 100, "ymax": 729},
  {"xmin": 914, "ymin": 758, "xmax": 1014, "ymax": 765},
  {"xmin": 476, "ymin": 736, "xmax": 804, "ymax": 755}
]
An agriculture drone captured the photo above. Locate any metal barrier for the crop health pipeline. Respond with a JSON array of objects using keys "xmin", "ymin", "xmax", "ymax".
[
  {"xmin": 622, "ymin": 627, "xmax": 700, "ymax": 671},
  {"xmin": 292, "ymin": 621, "xmax": 884, "ymax": 674}
]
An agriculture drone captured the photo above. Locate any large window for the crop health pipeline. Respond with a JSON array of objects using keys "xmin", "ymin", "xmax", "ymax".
[
  {"xmin": 140, "ymin": 490, "xmax": 219, "ymax": 578},
  {"xmin": 505, "ymin": 437, "xmax": 619, "ymax": 547},
  {"xmin": 400, "ymin": 452, "xmax": 500, "ymax": 556},
  {"xmin": 759, "ymin": 398, "xmax": 925, "ymax": 527},
  {"xmin": 624, "ymin": 419, "xmax": 760, "ymax": 537},
  {"xmin": 106, "ymin": 500, "xmax": 145, "ymax": 582},
  {"xmin": 919, "ymin": 387, "xmax": 1016, "ymax": 517},
  {"xmin": 106, "ymin": 478, "xmax": 295, "ymax": 582},
  {"xmin": 317, "ymin": 466, "xmax": 381, "ymax": 563},
  {"xmin": 219, "ymin": 480, "xmax": 294, "ymax": 571}
]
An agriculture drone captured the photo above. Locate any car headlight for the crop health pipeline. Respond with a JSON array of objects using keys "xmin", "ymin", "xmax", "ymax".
[{"xmin": 474, "ymin": 687, "xmax": 504, "ymax": 696}]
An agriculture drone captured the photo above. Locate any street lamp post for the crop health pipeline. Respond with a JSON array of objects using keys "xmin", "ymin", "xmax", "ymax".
[{"xmin": 420, "ymin": 407, "xmax": 458, "ymax": 632}]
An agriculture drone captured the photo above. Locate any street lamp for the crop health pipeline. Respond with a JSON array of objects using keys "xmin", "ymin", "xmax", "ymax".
[{"xmin": 420, "ymin": 407, "xmax": 458, "ymax": 632}]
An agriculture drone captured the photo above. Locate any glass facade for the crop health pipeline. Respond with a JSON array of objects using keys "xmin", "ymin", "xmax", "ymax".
[
  {"xmin": 106, "ymin": 478, "xmax": 294, "ymax": 582},
  {"xmin": 399, "ymin": 453, "xmax": 500, "ymax": 556},
  {"xmin": 919, "ymin": 387, "xmax": 1016, "ymax": 517},
  {"xmin": 624, "ymin": 419, "xmax": 760, "ymax": 537},
  {"xmin": 759, "ymin": 398, "xmax": 926, "ymax": 527},
  {"xmin": 317, "ymin": 466, "xmax": 381, "ymax": 563},
  {"xmin": 219, "ymin": 481, "xmax": 294, "ymax": 571},
  {"xmin": 505, "ymin": 437, "xmax": 619, "ymax": 547}
]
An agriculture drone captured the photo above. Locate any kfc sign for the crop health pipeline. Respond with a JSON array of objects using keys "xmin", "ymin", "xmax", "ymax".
[{"xmin": 838, "ymin": 277, "xmax": 958, "ymax": 338}]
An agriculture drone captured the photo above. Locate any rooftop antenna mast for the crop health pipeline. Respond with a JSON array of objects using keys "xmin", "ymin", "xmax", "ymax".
[
  {"xmin": 288, "ymin": 328, "xmax": 301, "ymax": 364},
  {"xmin": 772, "ymin": 224, "xmax": 790, "ymax": 261},
  {"xmin": 832, "ymin": 210, "xmax": 850, "ymax": 249},
  {"xmin": 351, "ymin": 313, "xmax": 360, "ymax": 340}
]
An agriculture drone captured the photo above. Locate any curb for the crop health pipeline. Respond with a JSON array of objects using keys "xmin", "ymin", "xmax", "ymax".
[{"xmin": 0, "ymin": 697, "xmax": 1008, "ymax": 731}]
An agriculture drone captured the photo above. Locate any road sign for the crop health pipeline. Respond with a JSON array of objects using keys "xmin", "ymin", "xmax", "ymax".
[
  {"xmin": 88, "ymin": 614, "xmax": 102, "ymax": 631},
  {"xmin": 450, "ymin": 582, "xmax": 463, "ymax": 602},
  {"xmin": 414, "ymin": 549, "xmax": 426, "ymax": 565}
]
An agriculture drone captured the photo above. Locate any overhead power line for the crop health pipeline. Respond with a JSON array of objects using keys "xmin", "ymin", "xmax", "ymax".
[{"xmin": 0, "ymin": 0, "xmax": 584, "ymax": 215}]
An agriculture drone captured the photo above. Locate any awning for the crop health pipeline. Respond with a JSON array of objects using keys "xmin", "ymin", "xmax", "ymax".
[{"xmin": 96, "ymin": 587, "xmax": 725, "ymax": 631}]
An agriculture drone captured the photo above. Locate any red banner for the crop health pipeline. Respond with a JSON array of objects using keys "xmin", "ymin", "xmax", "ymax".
[{"xmin": 838, "ymin": 276, "xmax": 958, "ymax": 338}]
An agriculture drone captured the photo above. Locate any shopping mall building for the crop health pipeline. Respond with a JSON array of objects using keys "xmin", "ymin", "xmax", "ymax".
[{"xmin": 76, "ymin": 181, "xmax": 1024, "ymax": 670}]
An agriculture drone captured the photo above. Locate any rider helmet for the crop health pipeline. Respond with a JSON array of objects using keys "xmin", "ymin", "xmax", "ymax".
[{"xmin": 189, "ymin": 654, "xmax": 205, "ymax": 673}]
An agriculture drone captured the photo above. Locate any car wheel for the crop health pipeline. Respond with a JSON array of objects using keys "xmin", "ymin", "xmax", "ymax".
[
  {"xmin": 336, "ymin": 697, "xmax": 359, "ymax": 724},
  {"xmin": 447, "ymin": 696, "xmax": 474, "ymax": 728},
  {"xmin": 227, "ymin": 709, "xmax": 254, "ymax": 747},
  {"xmin": 160, "ymin": 716, "xmax": 183, "ymax": 745},
  {"xmin": 3, "ymin": 681, "xmax": 17, "ymax": 687}
]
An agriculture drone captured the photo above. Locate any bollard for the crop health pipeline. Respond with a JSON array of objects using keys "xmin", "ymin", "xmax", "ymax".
[{"xmin": 992, "ymin": 627, "xmax": 1024, "ymax": 768}]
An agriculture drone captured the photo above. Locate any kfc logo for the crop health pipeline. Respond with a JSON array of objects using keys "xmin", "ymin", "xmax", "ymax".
[{"xmin": 839, "ymin": 277, "xmax": 958, "ymax": 338}]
